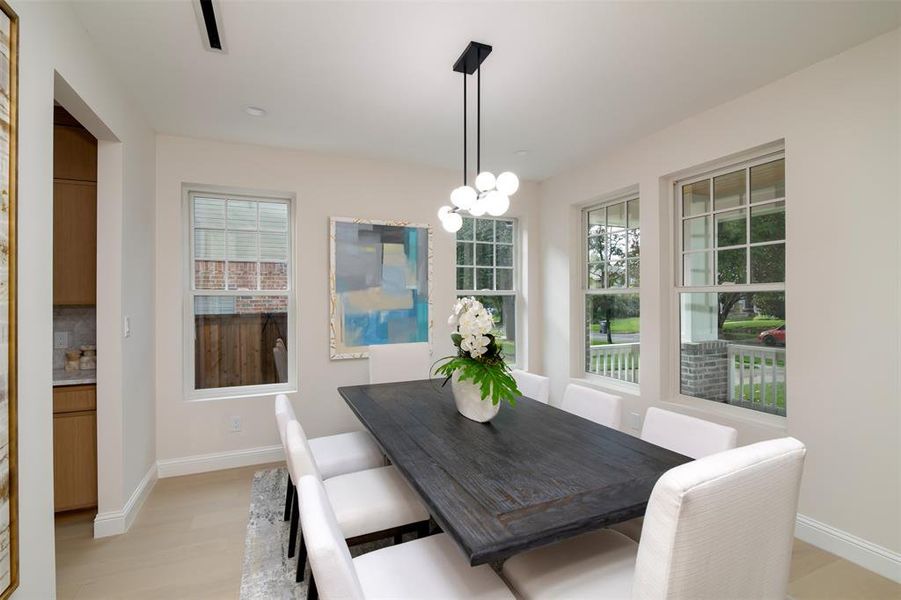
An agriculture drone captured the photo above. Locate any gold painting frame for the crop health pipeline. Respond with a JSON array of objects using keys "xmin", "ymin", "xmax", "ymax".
[{"xmin": 0, "ymin": 1, "xmax": 16, "ymax": 598}]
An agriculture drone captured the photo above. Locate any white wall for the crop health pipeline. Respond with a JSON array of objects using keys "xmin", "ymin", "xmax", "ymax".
[
  {"xmin": 13, "ymin": 1, "xmax": 156, "ymax": 595},
  {"xmin": 540, "ymin": 28, "xmax": 900, "ymax": 566},
  {"xmin": 154, "ymin": 135, "xmax": 541, "ymax": 464}
]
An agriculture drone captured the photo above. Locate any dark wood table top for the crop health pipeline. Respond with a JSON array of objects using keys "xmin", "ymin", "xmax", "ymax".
[{"xmin": 338, "ymin": 379, "xmax": 691, "ymax": 565}]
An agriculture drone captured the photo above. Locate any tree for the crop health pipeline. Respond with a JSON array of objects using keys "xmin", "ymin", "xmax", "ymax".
[
  {"xmin": 713, "ymin": 204, "xmax": 785, "ymax": 329},
  {"xmin": 752, "ymin": 292, "xmax": 785, "ymax": 319},
  {"xmin": 588, "ymin": 294, "xmax": 639, "ymax": 344}
]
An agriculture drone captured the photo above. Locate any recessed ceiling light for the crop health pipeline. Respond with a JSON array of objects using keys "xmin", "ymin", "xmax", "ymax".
[
  {"xmin": 515, "ymin": 150, "xmax": 528, "ymax": 156},
  {"xmin": 245, "ymin": 106, "xmax": 267, "ymax": 117}
]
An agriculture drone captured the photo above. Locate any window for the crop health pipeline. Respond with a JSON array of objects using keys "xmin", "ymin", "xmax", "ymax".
[
  {"xmin": 677, "ymin": 154, "xmax": 786, "ymax": 416},
  {"xmin": 583, "ymin": 196, "xmax": 640, "ymax": 384},
  {"xmin": 186, "ymin": 190, "xmax": 294, "ymax": 398},
  {"xmin": 455, "ymin": 217, "xmax": 517, "ymax": 364}
]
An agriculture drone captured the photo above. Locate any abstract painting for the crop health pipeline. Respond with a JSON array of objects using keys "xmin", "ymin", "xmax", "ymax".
[
  {"xmin": 0, "ymin": 2, "xmax": 16, "ymax": 598},
  {"xmin": 329, "ymin": 218, "xmax": 431, "ymax": 359}
]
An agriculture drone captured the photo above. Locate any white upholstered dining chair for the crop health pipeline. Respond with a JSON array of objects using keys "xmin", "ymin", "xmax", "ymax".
[
  {"xmin": 502, "ymin": 437, "xmax": 806, "ymax": 600},
  {"xmin": 298, "ymin": 474, "xmax": 514, "ymax": 600},
  {"xmin": 511, "ymin": 369, "xmax": 550, "ymax": 404},
  {"xmin": 613, "ymin": 407, "xmax": 739, "ymax": 541},
  {"xmin": 641, "ymin": 407, "xmax": 738, "ymax": 459},
  {"xmin": 559, "ymin": 383, "xmax": 622, "ymax": 429},
  {"xmin": 286, "ymin": 420, "xmax": 430, "ymax": 584},
  {"xmin": 368, "ymin": 342, "xmax": 432, "ymax": 384},
  {"xmin": 274, "ymin": 395, "xmax": 383, "ymax": 524}
]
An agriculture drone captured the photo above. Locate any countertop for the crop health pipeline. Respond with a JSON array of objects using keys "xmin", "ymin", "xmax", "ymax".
[{"xmin": 53, "ymin": 368, "xmax": 96, "ymax": 387}]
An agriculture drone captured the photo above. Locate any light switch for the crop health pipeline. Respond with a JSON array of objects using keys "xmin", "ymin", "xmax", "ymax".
[{"xmin": 123, "ymin": 316, "xmax": 131, "ymax": 338}]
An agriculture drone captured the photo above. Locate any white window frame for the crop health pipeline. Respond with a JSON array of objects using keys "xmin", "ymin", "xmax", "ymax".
[
  {"xmin": 670, "ymin": 149, "xmax": 786, "ymax": 423},
  {"xmin": 455, "ymin": 216, "xmax": 521, "ymax": 367},
  {"xmin": 183, "ymin": 185, "xmax": 297, "ymax": 401},
  {"xmin": 581, "ymin": 193, "xmax": 641, "ymax": 389}
]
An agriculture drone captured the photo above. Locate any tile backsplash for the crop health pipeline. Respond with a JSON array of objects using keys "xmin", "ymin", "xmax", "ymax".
[{"xmin": 53, "ymin": 306, "xmax": 96, "ymax": 369}]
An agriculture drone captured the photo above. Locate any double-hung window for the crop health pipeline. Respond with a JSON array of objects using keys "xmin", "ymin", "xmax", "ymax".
[
  {"xmin": 583, "ymin": 196, "xmax": 640, "ymax": 383},
  {"xmin": 455, "ymin": 217, "xmax": 518, "ymax": 365},
  {"xmin": 186, "ymin": 190, "xmax": 294, "ymax": 399},
  {"xmin": 676, "ymin": 153, "xmax": 786, "ymax": 416}
]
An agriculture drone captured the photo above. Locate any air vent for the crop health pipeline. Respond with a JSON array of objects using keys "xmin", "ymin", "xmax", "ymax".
[{"xmin": 193, "ymin": 0, "xmax": 226, "ymax": 53}]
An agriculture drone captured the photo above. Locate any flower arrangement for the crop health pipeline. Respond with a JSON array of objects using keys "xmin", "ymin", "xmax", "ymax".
[{"xmin": 434, "ymin": 297, "xmax": 520, "ymax": 407}]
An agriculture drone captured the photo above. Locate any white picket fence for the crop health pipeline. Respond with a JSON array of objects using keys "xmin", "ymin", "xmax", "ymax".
[
  {"xmin": 588, "ymin": 343, "xmax": 640, "ymax": 383},
  {"xmin": 728, "ymin": 344, "xmax": 786, "ymax": 416}
]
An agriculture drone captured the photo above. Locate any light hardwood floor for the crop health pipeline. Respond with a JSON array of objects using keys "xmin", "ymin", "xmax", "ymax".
[{"xmin": 56, "ymin": 464, "xmax": 900, "ymax": 599}]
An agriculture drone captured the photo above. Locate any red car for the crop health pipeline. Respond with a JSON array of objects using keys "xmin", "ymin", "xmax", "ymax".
[{"xmin": 758, "ymin": 325, "xmax": 786, "ymax": 346}]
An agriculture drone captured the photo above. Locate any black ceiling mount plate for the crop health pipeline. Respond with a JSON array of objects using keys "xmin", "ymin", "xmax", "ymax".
[{"xmin": 453, "ymin": 41, "xmax": 493, "ymax": 74}]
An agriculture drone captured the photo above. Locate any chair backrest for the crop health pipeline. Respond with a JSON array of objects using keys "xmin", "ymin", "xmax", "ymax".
[
  {"xmin": 511, "ymin": 369, "xmax": 550, "ymax": 404},
  {"xmin": 274, "ymin": 394, "xmax": 297, "ymax": 448},
  {"xmin": 297, "ymin": 475, "xmax": 365, "ymax": 600},
  {"xmin": 559, "ymin": 384, "xmax": 622, "ymax": 429},
  {"xmin": 285, "ymin": 419, "xmax": 322, "ymax": 483},
  {"xmin": 633, "ymin": 437, "xmax": 806, "ymax": 600},
  {"xmin": 368, "ymin": 342, "xmax": 432, "ymax": 384},
  {"xmin": 273, "ymin": 338, "xmax": 288, "ymax": 383},
  {"xmin": 640, "ymin": 407, "xmax": 738, "ymax": 459}
]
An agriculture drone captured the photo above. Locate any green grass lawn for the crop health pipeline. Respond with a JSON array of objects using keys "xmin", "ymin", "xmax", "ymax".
[
  {"xmin": 733, "ymin": 382, "xmax": 786, "ymax": 409},
  {"xmin": 589, "ymin": 317, "xmax": 640, "ymax": 334}
]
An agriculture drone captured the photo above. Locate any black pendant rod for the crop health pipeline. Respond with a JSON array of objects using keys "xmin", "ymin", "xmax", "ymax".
[
  {"xmin": 452, "ymin": 41, "xmax": 492, "ymax": 187},
  {"xmin": 477, "ymin": 47, "xmax": 481, "ymax": 174},
  {"xmin": 463, "ymin": 71, "xmax": 467, "ymax": 186}
]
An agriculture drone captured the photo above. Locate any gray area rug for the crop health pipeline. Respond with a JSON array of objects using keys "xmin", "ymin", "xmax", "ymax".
[{"xmin": 239, "ymin": 467, "xmax": 399, "ymax": 600}]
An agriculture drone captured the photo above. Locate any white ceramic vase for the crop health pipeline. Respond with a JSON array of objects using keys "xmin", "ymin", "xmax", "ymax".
[{"xmin": 451, "ymin": 371, "xmax": 501, "ymax": 423}]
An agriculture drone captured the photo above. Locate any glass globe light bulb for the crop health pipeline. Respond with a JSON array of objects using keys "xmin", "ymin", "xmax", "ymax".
[
  {"xmin": 468, "ymin": 196, "xmax": 487, "ymax": 217},
  {"xmin": 485, "ymin": 191, "xmax": 510, "ymax": 216},
  {"xmin": 475, "ymin": 171, "xmax": 496, "ymax": 193},
  {"xmin": 437, "ymin": 205, "xmax": 453, "ymax": 221},
  {"xmin": 450, "ymin": 185, "xmax": 477, "ymax": 210},
  {"xmin": 441, "ymin": 211, "xmax": 463, "ymax": 233},
  {"xmin": 496, "ymin": 171, "xmax": 520, "ymax": 196}
]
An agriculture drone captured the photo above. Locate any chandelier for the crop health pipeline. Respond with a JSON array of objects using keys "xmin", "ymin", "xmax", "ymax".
[{"xmin": 438, "ymin": 41, "xmax": 519, "ymax": 233}]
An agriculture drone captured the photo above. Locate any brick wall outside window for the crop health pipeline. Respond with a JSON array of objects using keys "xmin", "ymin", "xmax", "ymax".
[
  {"xmin": 261, "ymin": 262, "xmax": 288, "ymax": 290},
  {"xmin": 195, "ymin": 260, "xmax": 225, "ymax": 289}
]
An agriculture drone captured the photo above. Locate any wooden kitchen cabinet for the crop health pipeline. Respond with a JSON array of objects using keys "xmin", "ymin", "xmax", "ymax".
[
  {"xmin": 53, "ymin": 110, "xmax": 97, "ymax": 306},
  {"xmin": 53, "ymin": 385, "xmax": 97, "ymax": 512},
  {"xmin": 53, "ymin": 124, "xmax": 98, "ymax": 182},
  {"xmin": 53, "ymin": 180, "xmax": 97, "ymax": 305}
]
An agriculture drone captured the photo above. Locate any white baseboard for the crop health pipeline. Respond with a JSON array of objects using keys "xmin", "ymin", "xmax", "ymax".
[
  {"xmin": 796, "ymin": 514, "xmax": 901, "ymax": 583},
  {"xmin": 93, "ymin": 463, "xmax": 158, "ymax": 538},
  {"xmin": 156, "ymin": 444, "xmax": 284, "ymax": 479}
]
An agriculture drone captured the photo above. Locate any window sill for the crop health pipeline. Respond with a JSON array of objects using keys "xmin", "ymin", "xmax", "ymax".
[
  {"xmin": 573, "ymin": 374, "xmax": 640, "ymax": 398},
  {"xmin": 186, "ymin": 383, "xmax": 296, "ymax": 403},
  {"xmin": 661, "ymin": 393, "xmax": 788, "ymax": 431}
]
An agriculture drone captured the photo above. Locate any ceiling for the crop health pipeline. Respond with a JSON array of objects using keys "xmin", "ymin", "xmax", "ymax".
[{"xmin": 70, "ymin": 1, "xmax": 899, "ymax": 180}]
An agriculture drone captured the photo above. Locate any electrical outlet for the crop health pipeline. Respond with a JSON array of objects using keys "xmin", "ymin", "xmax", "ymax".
[
  {"xmin": 629, "ymin": 411, "xmax": 641, "ymax": 431},
  {"xmin": 230, "ymin": 416, "xmax": 241, "ymax": 433},
  {"xmin": 54, "ymin": 331, "xmax": 70, "ymax": 349}
]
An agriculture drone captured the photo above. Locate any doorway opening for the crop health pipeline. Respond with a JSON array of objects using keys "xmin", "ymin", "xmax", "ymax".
[{"xmin": 51, "ymin": 104, "xmax": 98, "ymax": 530}]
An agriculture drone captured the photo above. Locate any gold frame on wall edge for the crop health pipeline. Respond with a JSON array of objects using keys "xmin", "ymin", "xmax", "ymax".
[{"xmin": 0, "ymin": 1, "xmax": 17, "ymax": 598}]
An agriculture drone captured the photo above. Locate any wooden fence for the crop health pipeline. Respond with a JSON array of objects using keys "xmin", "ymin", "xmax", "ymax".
[{"xmin": 194, "ymin": 312, "xmax": 288, "ymax": 390}]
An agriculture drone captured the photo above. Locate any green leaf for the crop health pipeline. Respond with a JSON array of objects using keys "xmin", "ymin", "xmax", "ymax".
[{"xmin": 433, "ymin": 355, "xmax": 522, "ymax": 407}]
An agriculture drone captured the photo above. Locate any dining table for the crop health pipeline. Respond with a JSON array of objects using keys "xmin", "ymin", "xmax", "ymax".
[{"xmin": 337, "ymin": 379, "xmax": 691, "ymax": 566}]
